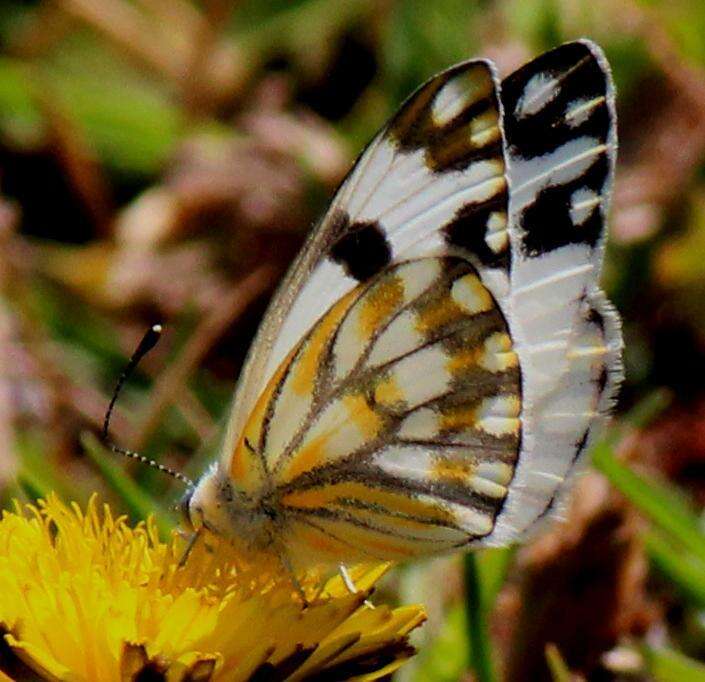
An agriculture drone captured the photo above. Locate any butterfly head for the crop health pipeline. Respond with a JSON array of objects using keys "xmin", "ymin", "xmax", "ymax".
[
  {"xmin": 182, "ymin": 463, "xmax": 277, "ymax": 555},
  {"xmin": 181, "ymin": 463, "xmax": 225, "ymax": 534}
]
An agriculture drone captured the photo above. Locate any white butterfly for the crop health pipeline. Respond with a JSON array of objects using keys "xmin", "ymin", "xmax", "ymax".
[{"xmin": 183, "ymin": 39, "xmax": 623, "ymax": 579}]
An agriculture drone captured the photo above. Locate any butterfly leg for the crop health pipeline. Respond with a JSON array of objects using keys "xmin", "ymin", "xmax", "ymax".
[
  {"xmin": 339, "ymin": 563, "xmax": 375, "ymax": 609},
  {"xmin": 177, "ymin": 527, "xmax": 203, "ymax": 568},
  {"xmin": 339, "ymin": 563, "xmax": 357, "ymax": 593}
]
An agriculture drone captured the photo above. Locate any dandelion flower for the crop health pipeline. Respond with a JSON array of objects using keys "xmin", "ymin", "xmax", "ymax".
[{"xmin": 0, "ymin": 494, "xmax": 425, "ymax": 681}]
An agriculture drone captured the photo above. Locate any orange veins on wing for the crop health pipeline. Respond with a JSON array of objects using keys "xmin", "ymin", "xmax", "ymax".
[
  {"xmin": 439, "ymin": 402, "xmax": 478, "ymax": 431},
  {"xmin": 229, "ymin": 347, "xmax": 295, "ymax": 486},
  {"xmin": 373, "ymin": 375, "xmax": 405, "ymax": 408},
  {"xmin": 291, "ymin": 523, "xmax": 344, "ymax": 557},
  {"xmin": 230, "ymin": 288, "xmax": 361, "ymax": 489},
  {"xmin": 432, "ymin": 457, "xmax": 476, "ymax": 484},
  {"xmin": 415, "ymin": 295, "xmax": 465, "ymax": 334},
  {"xmin": 290, "ymin": 289, "xmax": 359, "ymax": 396},
  {"xmin": 343, "ymin": 393, "xmax": 385, "ymax": 439},
  {"xmin": 446, "ymin": 346, "xmax": 483, "ymax": 375},
  {"xmin": 281, "ymin": 432, "xmax": 330, "ymax": 482},
  {"xmin": 344, "ymin": 530, "xmax": 416, "ymax": 559},
  {"xmin": 306, "ymin": 518, "xmax": 448, "ymax": 560},
  {"xmin": 282, "ymin": 482, "xmax": 456, "ymax": 526},
  {"xmin": 358, "ymin": 275, "xmax": 404, "ymax": 338},
  {"xmin": 281, "ymin": 393, "xmax": 384, "ymax": 482}
]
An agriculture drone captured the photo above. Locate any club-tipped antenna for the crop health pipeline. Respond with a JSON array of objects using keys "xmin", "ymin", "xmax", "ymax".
[
  {"xmin": 101, "ymin": 324, "xmax": 194, "ymax": 489},
  {"xmin": 102, "ymin": 324, "xmax": 161, "ymax": 442}
]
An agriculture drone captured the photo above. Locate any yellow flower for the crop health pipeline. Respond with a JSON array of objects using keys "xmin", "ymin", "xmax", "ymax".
[{"xmin": 0, "ymin": 495, "xmax": 425, "ymax": 681}]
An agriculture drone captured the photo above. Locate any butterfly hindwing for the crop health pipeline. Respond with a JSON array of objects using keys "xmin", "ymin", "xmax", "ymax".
[{"xmin": 228, "ymin": 256, "xmax": 520, "ymax": 564}]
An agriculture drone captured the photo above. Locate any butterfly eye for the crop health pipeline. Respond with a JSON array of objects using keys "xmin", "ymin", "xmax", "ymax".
[{"xmin": 179, "ymin": 490, "xmax": 195, "ymax": 531}]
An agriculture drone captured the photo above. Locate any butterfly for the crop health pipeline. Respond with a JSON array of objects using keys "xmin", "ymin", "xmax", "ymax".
[{"xmin": 182, "ymin": 39, "xmax": 623, "ymax": 583}]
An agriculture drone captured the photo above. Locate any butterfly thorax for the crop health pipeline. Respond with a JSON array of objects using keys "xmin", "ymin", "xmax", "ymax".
[{"xmin": 188, "ymin": 464, "xmax": 282, "ymax": 556}]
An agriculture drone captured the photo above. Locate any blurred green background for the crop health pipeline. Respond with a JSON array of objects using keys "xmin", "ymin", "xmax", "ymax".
[{"xmin": 2, "ymin": 1, "xmax": 705, "ymax": 680}]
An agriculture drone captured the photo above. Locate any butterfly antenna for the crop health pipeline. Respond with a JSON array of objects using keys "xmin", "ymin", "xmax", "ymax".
[{"xmin": 101, "ymin": 324, "xmax": 194, "ymax": 489}]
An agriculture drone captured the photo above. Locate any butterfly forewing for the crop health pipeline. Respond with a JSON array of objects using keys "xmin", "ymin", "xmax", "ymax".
[
  {"xmin": 221, "ymin": 60, "xmax": 509, "ymax": 467},
  {"xmin": 487, "ymin": 40, "xmax": 622, "ymax": 545}
]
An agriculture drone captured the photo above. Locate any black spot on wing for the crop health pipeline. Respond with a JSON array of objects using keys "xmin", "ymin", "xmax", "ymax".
[
  {"xmin": 501, "ymin": 41, "xmax": 610, "ymax": 160},
  {"xmin": 520, "ymin": 152, "xmax": 609, "ymax": 256},
  {"xmin": 388, "ymin": 62, "xmax": 502, "ymax": 173},
  {"xmin": 443, "ymin": 190, "xmax": 509, "ymax": 269},
  {"xmin": 390, "ymin": 62, "xmax": 493, "ymax": 150},
  {"xmin": 329, "ymin": 218, "xmax": 392, "ymax": 281},
  {"xmin": 501, "ymin": 42, "xmax": 615, "ymax": 258},
  {"xmin": 435, "ymin": 137, "xmax": 504, "ymax": 175}
]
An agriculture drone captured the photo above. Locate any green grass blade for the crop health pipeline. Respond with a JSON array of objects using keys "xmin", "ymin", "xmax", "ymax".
[
  {"xmin": 476, "ymin": 547, "xmax": 515, "ymax": 611},
  {"xmin": 15, "ymin": 431, "xmax": 75, "ymax": 502},
  {"xmin": 408, "ymin": 601, "xmax": 468, "ymax": 682},
  {"xmin": 645, "ymin": 530, "xmax": 705, "ymax": 607},
  {"xmin": 545, "ymin": 643, "xmax": 572, "ymax": 682},
  {"xmin": 593, "ymin": 441, "xmax": 705, "ymax": 562},
  {"xmin": 464, "ymin": 553, "xmax": 495, "ymax": 682},
  {"xmin": 0, "ymin": 480, "xmax": 28, "ymax": 510},
  {"xmin": 16, "ymin": 470, "xmax": 51, "ymax": 504},
  {"xmin": 644, "ymin": 647, "xmax": 705, "ymax": 681},
  {"xmin": 623, "ymin": 389, "xmax": 673, "ymax": 431}
]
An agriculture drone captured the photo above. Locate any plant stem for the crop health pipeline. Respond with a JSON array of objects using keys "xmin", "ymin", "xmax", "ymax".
[{"xmin": 464, "ymin": 553, "xmax": 495, "ymax": 682}]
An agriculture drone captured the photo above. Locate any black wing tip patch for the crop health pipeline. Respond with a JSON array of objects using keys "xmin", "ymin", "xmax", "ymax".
[
  {"xmin": 501, "ymin": 39, "xmax": 615, "ymax": 159},
  {"xmin": 501, "ymin": 40, "xmax": 612, "ymax": 142},
  {"xmin": 501, "ymin": 39, "xmax": 617, "ymax": 258},
  {"xmin": 329, "ymin": 211, "xmax": 392, "ymax": 282},
  {"xmin": 387, "ymin": 59, "xmax": 503, "ymax": 174}
]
